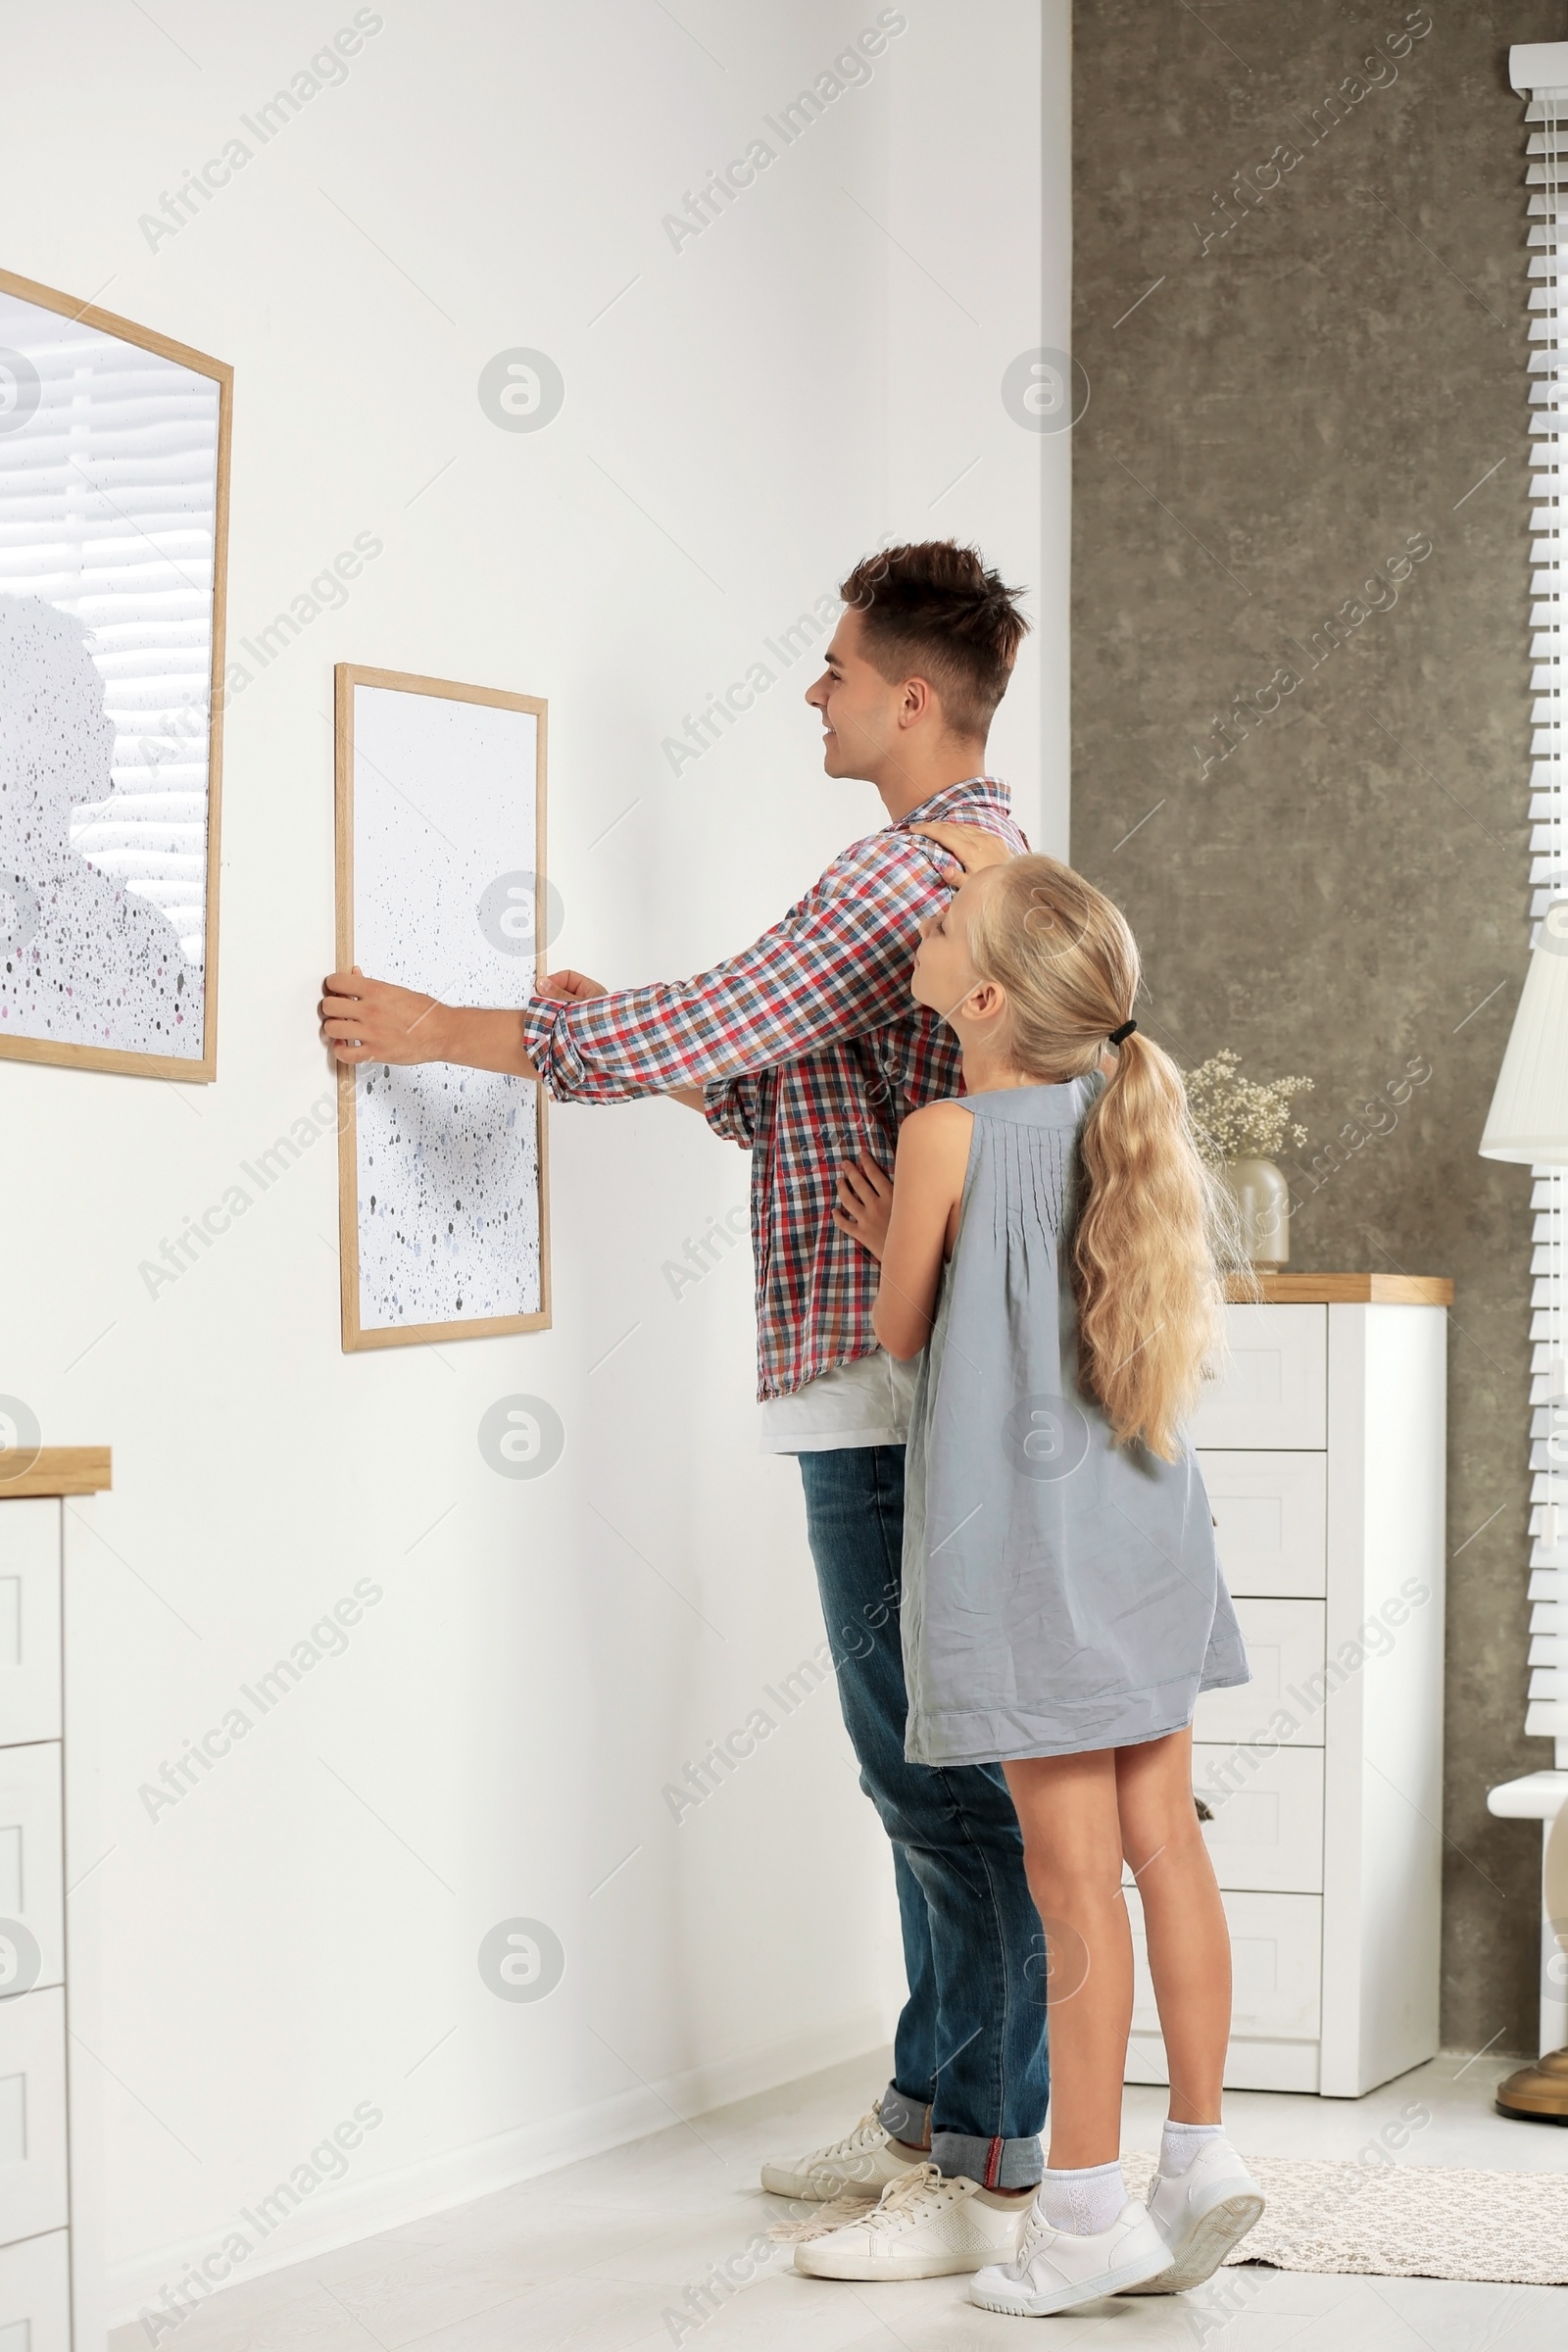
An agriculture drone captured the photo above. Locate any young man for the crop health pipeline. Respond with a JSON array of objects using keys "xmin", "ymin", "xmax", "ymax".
[{"xmin": 319, "ymin": 541, "xmax": 1050, "ymax": 2282}]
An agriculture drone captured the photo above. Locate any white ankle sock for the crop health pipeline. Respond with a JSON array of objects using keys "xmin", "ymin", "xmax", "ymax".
[
  {"xmin": 1038, "ymin": 2159, "xmax": 1125, "ymax": 2235},
  {"xmin": 1159, "ymin": 2120, "xmax": 1223, "ymax": 2178}
]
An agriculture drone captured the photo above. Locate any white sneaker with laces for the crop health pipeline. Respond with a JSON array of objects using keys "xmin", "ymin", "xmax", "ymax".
[
  {"xmin": 1121, "ymin": 2132, "xmax": 1264, "ymax": 2292},
  {"xmin": 969, "ymin": 2195, "xmax": 1171, "ymax": 2317},
  {"xmin": 793, "ymin": 2161, "xmax": 1029, "ymax": 2280},
  {"xmin": 760, "ymin": 2107, "xmax": 924, "ymax": 2202}
]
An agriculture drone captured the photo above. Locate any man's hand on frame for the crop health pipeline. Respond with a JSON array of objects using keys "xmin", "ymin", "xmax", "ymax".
[
  {"xmin": 319, "ymin": 968, "xmax": 447, "ymax": 1067},
  {"xmin": 537, "ymin": 968, "xmax": 608, "ymax": 1003}
]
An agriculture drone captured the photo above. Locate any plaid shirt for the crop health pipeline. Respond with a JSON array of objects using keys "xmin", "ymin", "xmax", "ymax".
[{"xmin": 519, "ymin": 778, "xmax": 1027, "ymax": 1398}]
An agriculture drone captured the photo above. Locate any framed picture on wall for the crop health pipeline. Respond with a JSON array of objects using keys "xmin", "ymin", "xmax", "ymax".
[
  {"xmin": 333, "ymin": 663, "xmax": 551, "ymax": 1351},
  {"xmin": 0, "ymin": 265, "xmax": 231, "ymax": 1080}
]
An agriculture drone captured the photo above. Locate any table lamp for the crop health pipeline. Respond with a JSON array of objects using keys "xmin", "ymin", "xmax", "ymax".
[
  {"xmin": 1479, "ymin": 902, "xmax": 1568, "ymax": 1165},
  {"xmin": 1480, "ymin": 898, "xmax": 1568, "ymax": 2121}
]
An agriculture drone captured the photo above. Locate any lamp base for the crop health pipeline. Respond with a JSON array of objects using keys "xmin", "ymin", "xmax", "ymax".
[{"xmin": 1495, "ymin": 2045, "xmax": 1568, "ymax": 2122}]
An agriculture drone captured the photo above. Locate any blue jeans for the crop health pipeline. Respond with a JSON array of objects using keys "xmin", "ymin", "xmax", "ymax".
[{"xmin": 797, "ymin": 1445, "xmax": 1048, "ymax": 2188}]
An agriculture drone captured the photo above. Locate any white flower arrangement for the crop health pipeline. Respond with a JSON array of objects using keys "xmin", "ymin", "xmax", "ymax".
[{"xmin": 1184, "ymin": 1050, "xmax": 1313, "ymax": 1162}]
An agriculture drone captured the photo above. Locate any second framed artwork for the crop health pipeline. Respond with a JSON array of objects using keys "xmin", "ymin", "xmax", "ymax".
[{"xmin": 334, "ymin": 664, "xmax": 551, "ymax": 1351}]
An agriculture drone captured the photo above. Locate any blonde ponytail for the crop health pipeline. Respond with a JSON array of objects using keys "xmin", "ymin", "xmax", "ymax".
[
  {"xmin": 963, "ymin": 857, "xmax": 1233, "ymax": 1460},
  {"xmin": 1074, "ymin": 1030, "xmax": 1232, "ymax": 1458}
]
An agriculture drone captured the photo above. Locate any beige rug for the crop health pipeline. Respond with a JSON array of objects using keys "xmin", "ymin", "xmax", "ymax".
[
  {"xmin": 768, "ymin": 2154, "xmax": 1568, "ymax": 2287},
  {"xmin": 1120, "ymin": 2150, "xmax": 1568, "ymax": 2288}
]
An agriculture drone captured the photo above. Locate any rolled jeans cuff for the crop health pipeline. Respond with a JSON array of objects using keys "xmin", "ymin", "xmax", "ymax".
[
  {"xmin": 932, "ymin": 2130, "xmax": 1043, "ymax": 2191},
  {"xmin": 877, "ymin": 2082, "xmax": 931, "ymax": 2150}
]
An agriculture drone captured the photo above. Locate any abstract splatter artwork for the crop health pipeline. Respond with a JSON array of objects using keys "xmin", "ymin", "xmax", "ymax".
[
  {"xmin": 335, "ymin": 666, "xmax": 550, "ymax": 1350},
  {"xmin": 0, "ymin": 268, "xmax": 229, "ymax": 1079}
]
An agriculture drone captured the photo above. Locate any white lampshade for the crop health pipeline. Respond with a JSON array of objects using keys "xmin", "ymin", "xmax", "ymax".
[{"xmin": 1480, "ymin": 902, "xmax": 1568, "ymax": 1164}]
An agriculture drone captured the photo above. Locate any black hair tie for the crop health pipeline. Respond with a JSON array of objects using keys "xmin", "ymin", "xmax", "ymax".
[{"xmin": 1109, "ymin": 1019, "xmax": 1137, "ymax": 1046}]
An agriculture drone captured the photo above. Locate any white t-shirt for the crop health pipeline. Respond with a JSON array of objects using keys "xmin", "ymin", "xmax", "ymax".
[{"xmin": 759, "ymin": 1348, "xmax": 919, "ymax": 1453}]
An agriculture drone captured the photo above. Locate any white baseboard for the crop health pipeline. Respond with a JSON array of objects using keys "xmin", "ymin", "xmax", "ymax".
[{"xmin": 106, "ymin": 2004, "xmax": 893, "ymax": 2335}]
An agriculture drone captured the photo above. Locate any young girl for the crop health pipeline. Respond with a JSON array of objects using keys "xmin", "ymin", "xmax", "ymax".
[{"xmin": 831, "ymin": 853, "xmax": 1264, "ymax": 2319}]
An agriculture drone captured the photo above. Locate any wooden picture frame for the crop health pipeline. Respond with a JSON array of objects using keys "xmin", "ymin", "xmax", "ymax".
[
  {"xmin": 333, "ymin": 663, "xmax": 551, "ymax": 1351},
  {"xmin": 0, "ymin": 265, "xmax": 231, "ymax": 1081}
]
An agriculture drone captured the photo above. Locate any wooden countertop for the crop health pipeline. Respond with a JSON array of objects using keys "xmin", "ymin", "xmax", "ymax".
[
  {"xmin": 0, "ymin": 1446, "xmax": 113, "ymax": 1497},
  {"xmin": 1225, "ymin": 1274, "xmax": 1452, "ymax": 1305}
]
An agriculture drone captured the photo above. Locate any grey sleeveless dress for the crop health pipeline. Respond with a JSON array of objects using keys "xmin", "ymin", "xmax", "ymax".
[{"xmin": 902, "ymin": 1078, "xmax": 1249, "ymax": 1767}]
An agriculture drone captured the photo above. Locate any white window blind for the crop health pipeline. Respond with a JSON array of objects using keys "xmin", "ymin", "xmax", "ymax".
[{"xmin": 1516, "ymin": 43, "xmax": 1568, "ymax": 1764}]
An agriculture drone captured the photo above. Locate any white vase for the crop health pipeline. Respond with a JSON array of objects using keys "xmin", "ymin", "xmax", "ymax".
[{"xmin": 1222, "ymin": 1156, "xmax": 1291, "ymax": 1268}]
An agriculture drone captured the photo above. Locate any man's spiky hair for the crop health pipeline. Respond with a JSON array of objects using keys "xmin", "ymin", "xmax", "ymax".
[{"xmin": 839, "ymin": 540, "xmax": 1031, "ymax": 739}]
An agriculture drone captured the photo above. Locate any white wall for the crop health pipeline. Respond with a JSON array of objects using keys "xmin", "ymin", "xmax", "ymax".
[{"xmin": 2, "ymin": 0, "xmax": 1069, "ymax": 2330}]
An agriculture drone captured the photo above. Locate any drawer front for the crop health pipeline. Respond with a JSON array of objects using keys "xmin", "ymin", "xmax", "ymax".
[
  {"xmin": 1192, "ymin": 1307, "xmax": 1326, "ymax": 1449},
  {"xmin": 1193, "ymin": 1598, "xmax": 1326, "ymax": 1748},
  {"xmin": 0, "ymin": 1503, "xmax": 61, "ymax": 1748},
  {"xmin": 1197, "ymin": 1451, "xmax": 1327, "ymax": 1597},
  {"xmin": 0, "ymin": 1744, "xmax": 63, "ymax": 1994},
  {"xmin": 0, "ymin": 1984, "xmax": 69, "ymax": 2247},
  {"xmin": 1127, "ymin": 1887, "xmax": 1322, "ymax": 2039},
  {"xmin": 1127, "ymin": 2034, "xmax": 1322, "ymax": 2094},
  {"xmin": 0, "ymin": 2230, "xmax": 71, "ymax": 2352},
  {"xmin": 1193, "ymin": 1740, "xmax": 1324, "ymax": 1892}
]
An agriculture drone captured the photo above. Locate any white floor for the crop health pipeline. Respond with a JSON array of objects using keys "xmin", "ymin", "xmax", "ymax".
[{"xmin": 109, "ymin": 2048, "xmax": 1568, "ymax": 2352}]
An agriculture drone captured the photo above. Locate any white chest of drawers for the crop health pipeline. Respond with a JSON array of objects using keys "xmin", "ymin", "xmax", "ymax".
[
  {"xmin": 1, "ymin": 1450, "xmax": 111, "ymax": 2352},
  {"xmin": 1124, "ymin": 1280, "xmax": 1449, "ymax": 2098}
]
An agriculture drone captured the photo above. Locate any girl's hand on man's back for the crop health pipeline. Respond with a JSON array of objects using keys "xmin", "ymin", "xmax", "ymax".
[{"xmin": 832, "ymin": 1155, "xmax": 894, "ymax": 1260}]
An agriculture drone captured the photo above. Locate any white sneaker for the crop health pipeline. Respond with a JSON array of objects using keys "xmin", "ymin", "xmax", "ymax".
[
  {"xmin": 969, "ymin": 2195, "xmax": 1171, "ymax": 2317},
  {"xmin": 760, "ymin": 2107, "xmax": 924, "ymax": 2202},
  {"xmin": 794, "ymin": 2161, "xmax": 1029, "ymax": 2280},
  {"xmin": 1122, "ymin": 2132, "xmax": 1264, "ymax": 2292}
]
